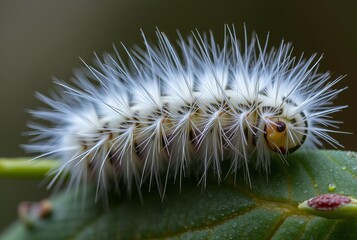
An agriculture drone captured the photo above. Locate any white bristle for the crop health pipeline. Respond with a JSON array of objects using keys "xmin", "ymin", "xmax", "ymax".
[{"xmin": 25, "ymin": 26, "xmax": 346, "ymax": 200}]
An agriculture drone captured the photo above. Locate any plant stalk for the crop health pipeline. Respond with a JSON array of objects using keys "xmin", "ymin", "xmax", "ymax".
[{"xmin": 0, "ymin": 158, "xmax": 58, "ymax": 179}]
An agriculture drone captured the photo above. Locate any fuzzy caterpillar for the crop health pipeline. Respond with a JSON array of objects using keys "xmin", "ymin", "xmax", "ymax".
[{"xmin": 26, "ymin": 26, "xmax": 346, "ymax": 200}]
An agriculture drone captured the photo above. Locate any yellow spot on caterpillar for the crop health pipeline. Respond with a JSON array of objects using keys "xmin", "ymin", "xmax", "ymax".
[{"xmin": 265, "ymin": 120, "xmax": 288, "ymax": 153}]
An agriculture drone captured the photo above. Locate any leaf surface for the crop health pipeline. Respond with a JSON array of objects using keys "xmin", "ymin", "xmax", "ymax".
[{"xmin": 1, "ymin": 150, "xmax": 357, "ymax": 240}]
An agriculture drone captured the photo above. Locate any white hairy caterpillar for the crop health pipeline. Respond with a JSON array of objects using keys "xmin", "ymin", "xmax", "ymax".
[{"xmin": 26, "ymin": 26, "xmax": 346, "ymax": 200}]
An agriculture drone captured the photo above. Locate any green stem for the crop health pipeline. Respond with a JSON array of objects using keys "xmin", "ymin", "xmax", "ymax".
[{"xmin": 0, "ymin": 158, "xmax": 59, "ymax": 179}]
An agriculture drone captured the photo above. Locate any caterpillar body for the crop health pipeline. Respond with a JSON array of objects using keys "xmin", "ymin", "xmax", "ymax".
[{"xmin": 26, "ymin": 26, "xmax": 346, "ymax": 199}]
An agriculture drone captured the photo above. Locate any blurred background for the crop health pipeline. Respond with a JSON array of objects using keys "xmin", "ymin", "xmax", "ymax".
[{"xmin": 0, "ymin": 0, "xmax": 356, "ymax": 231}]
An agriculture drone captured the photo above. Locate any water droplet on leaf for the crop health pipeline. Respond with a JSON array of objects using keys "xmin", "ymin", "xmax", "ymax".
[{"xmin": 328, "ymin": 183, "xmax": 336, "ymax": 192}]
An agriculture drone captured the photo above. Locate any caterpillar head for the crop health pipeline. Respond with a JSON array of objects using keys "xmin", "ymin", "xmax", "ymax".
[{"xmin": 263, "ymin": 113, "xmax": 307, "ymax": 154}]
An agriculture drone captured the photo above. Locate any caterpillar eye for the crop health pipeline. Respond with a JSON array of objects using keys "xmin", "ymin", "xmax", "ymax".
[
  {"xmin": 264, "ymin": 117, "xmax": 306, "ymax": 154},
  {"xmin": 275, "ymin": 121, "xmax": 286, "ymax": 132}
]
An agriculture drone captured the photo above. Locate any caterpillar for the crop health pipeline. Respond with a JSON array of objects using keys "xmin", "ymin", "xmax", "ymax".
[{"xmin": 26, "ymin": 26, "xmax": 346, "ymax": 200}]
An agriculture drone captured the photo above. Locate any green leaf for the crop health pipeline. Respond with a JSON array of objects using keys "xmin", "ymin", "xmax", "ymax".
[{"xmin": 1, "ymin": 150, "xmax": 357, "ymax": 240}]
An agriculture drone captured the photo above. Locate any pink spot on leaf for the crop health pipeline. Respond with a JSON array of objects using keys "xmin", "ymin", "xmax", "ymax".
[{"xmin": 308, "ymin": 194, "xmax": 351, "ymax": 210}]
